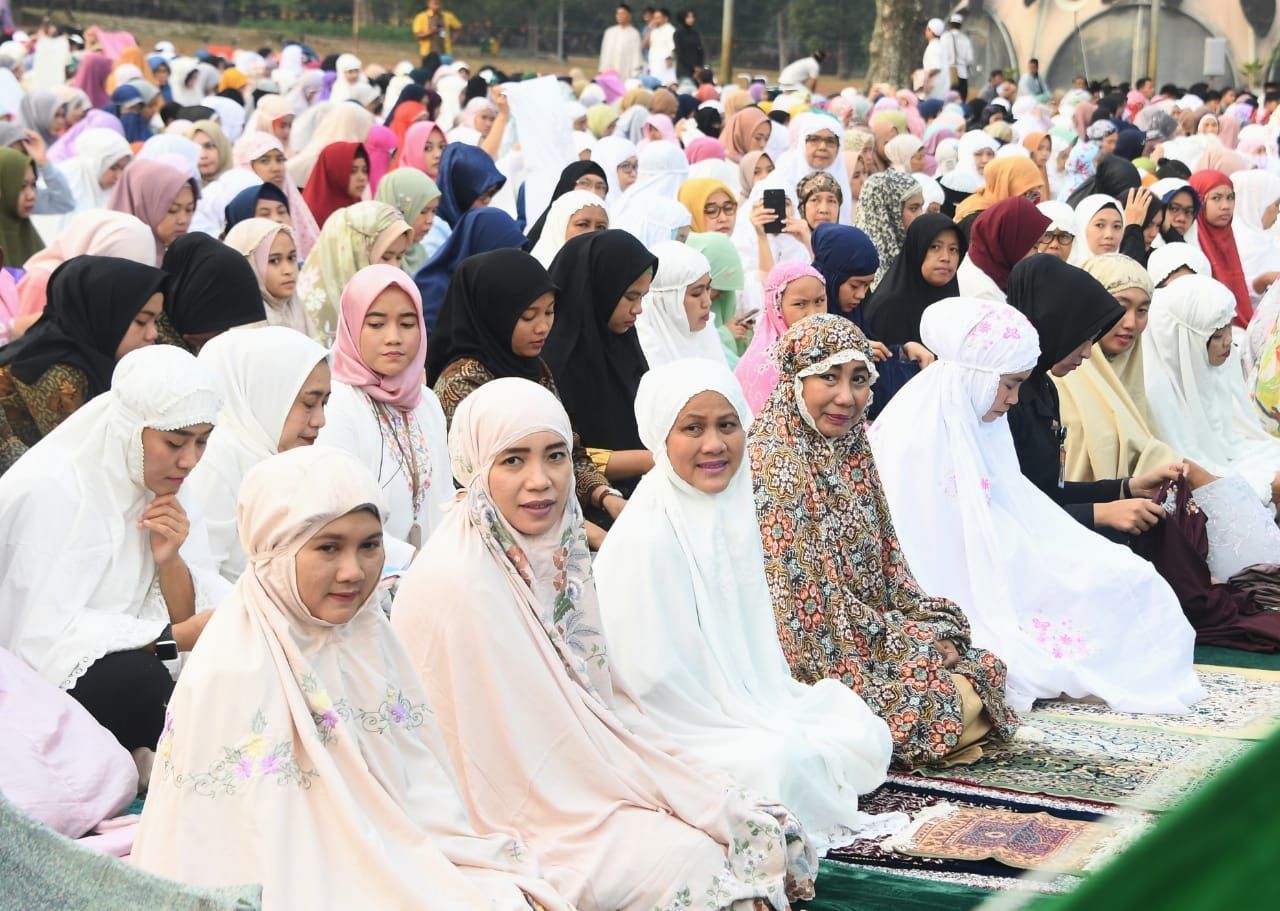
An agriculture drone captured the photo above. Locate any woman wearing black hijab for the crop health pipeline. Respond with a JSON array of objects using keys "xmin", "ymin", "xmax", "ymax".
[
  {"xmin": 1065, "ymin": 154, "xmax": 1141, "ymax": 207},
  {"xmin": 159, "ymin": 233, "xmax": 266, "ymax": 353},
  {"xmin": 0, "ymin": 256, "xmax": 168, "ymax": 473},
  {"xmin": 865, "ymin": 212, "xmax": 967, "ymax": 347},
  {"xmin": 543, "ymin": 229, "xmax": 657, "ymax": 489},
  {"xmin": 523, "ymin": 160, "xmax": 608, "ymax": 248},
  {"xmin": 1005, "ymin": 253, "xmax": 1157, "ymax": 534},
  {"xmin": 429, "ymin": 247, "xmax": 620, "ymax": 520}
]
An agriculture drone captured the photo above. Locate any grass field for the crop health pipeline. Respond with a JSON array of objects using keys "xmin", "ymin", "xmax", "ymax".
[{"xmin": 21, "ymin": 8, "xmax": 858, "ymax": 93}]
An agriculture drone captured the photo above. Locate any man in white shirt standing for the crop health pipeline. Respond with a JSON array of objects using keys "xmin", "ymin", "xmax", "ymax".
[
  {"xmin": 778, "ymin": 49, "xmax": 827, "ymax": 94},
  {"xmin": 600, "ymin": 3, "xmax": 644, "ymax": 78},
  {"xmin": 921, "ymin": 19, "xmax": 952, "ymax": 102},
  {"xmin": 946, "ymin": 15, "xmax": 974, "ymax": 100},
  {"xmin": 646, "ymin": 8, "xmax": 676, "ymax": 82}
]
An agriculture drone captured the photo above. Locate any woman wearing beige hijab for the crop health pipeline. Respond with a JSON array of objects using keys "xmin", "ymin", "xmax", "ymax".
[
  {"xmin": 393, "ymin": 378, "xmax": 816, "ymax": 911},
  {"xmin": 132, "ymin": 445, "xmax": 569, "ymax": 911}
]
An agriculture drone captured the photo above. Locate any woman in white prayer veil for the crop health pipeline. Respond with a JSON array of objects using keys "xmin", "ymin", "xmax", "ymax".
[
  {"xmin": 612, "ymin": 195, "xmax": 691, "ymax": 248},
  {"xmin": 610, "ymin": 140, "xmax": 688, "ymax": 227},
  {"xmin": 772, "ymin": 112, "xmax": 854, "ymax": 223},
  {"xmin": 869, "ymin": 297, "xmax": 1203, "ymax": 714},
  {"xmin": 594, "ymin": 358, "xmax": 901, "ymax": 852},
  {"xmin": 634, "ymin": 241, "xmax": 727, "ymax": 368}
]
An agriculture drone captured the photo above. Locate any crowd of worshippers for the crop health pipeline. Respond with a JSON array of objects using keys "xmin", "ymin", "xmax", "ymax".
[{"xmin": 6, "ymin": 18, "xmax": 1280, "ymax": 910}]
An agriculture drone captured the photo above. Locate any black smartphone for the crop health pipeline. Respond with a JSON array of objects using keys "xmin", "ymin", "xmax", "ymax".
[{"xmin": 762, "ymin": 188, "xmax": 786, "ymax": 234}]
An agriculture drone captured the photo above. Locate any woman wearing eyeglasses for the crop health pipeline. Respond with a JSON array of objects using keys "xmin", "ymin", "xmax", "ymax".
[
  {"xmin": 774, "ymin": 112, "xmax": 854, "ymax": 223},
  {"xmin": 1034, "ymin": 200, "xmax": 1077, "ymax": 262}
]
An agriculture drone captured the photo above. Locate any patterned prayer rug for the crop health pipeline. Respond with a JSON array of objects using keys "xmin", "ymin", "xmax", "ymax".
[
  {"xmin": 909, "ymin": 716, "xmax": 1251, "ymax": 810},
  {"xmin": 826, "ymin": 778, "xmax": 1147, "ymax": 894},
  {"xmin": 1030, "ymin": 666, "xmax": 1280, "ymax": 740}
]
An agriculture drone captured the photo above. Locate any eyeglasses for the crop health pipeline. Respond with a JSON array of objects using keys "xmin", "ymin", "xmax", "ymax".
[
  {"xmin": 616, "ymin": 160, "xmax": 638, "ymax": 174},
  {"xmin": 703, "ymin": 201, "xmax": 738, "ymax": 218},
  {"xmin": 805, "ymin": 134, "xmax": 839, "ymax": 148},
  {"xmin": 575, "ymin": 177, "xmax": 608, "ymax": 194},
  {"xmin": 1037, "ymin": 231, "xmax": 1074, "ymax": 247},
  {"xmin": 1165, "ymin": 203, "xmax": 1196, "ymax": 218},
  {"xmin": 1022, "ymin": 187, "xmax": 1043, "ymax": 203}
]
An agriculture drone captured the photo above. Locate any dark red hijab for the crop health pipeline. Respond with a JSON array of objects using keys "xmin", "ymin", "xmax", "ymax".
[
  {"xmin": 967, "ymin": 196, "xmax": 1050, "ymax": 292},
  {"xmin": 1188, "ymin": 169, "xmax": 1252, "ymax": 327},
  {"xmin": 302, "ymin": 141, "xmax": 367, "ymax": 228}
]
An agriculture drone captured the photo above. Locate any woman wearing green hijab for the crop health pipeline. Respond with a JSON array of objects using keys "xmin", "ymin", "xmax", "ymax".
[
  {"xmin": 375, "ymin": 168, "xmax": 441, "ymax": 276},
  {"xmin": 0, "ymin": 148, "xmax": 44, "ymax": 268},
  {"xmin": 686, "ymin": 230, "xmax": 748, "ymax": 365}
]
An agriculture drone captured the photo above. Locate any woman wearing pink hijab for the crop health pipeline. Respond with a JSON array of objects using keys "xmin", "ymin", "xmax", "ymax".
[
  {"xmin": 316, "ymin": 264, "xmax": 451, "ymax": 571},
  {"xmin": 232, "ymin": 131, "xmax": 319, "ymax": 258},
  {"xmin": 396, "ymin": 119, "xmax": 448, "ymax": 179},
  {"xmin": 107, "ymin": 159, "xmax": 200, "ymax": 265},
  {"xmin": 683, "ymin": 136, "xmax": 726, "ymax": 164},
  {"xmin": 735, "ymin": 261, "xmax": 831, "ymax": 413},
  {"xmin": 364, "ymin": 123, "xmax": 397, "ymax": 194}
]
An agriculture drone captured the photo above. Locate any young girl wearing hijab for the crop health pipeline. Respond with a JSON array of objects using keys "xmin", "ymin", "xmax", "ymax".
[
  {"xmin": 233, "ymin": 131, "xmax": 319, "ymax": 257},
  {"xmin": 221, "ymin": 182, "xmax": 291, "ymax": 234},
  {"xmin": 0, "ymin": 148, "xmax": 43, "ymax": 267},
  {"xmin": 375, "ymin": 168, "xmax": 440, "ymax": 276},
  {"xmin": 186, "ymin": 120, "xmax": 232, "ymax": 187},
  {"xmin": 1068, "ymin": 194, "xmax": 1126, "ymax": 265},
  {"xmin": 956, "ymin": 196, "xmax": 1050, "ymax": 303},
  {"xmin": 720, "ymin": 105, "xmax": 770, "ymax": 161},
  {"xmin": 1188, "ymin": 169, "xmax": 1253, "ymax": 327},
  {"xmin": 415, "ymin": 208, "xmax": 526, "ymax": 333},
  {"xmin": 396, "ymin": 119, "xmax": 448, "ymax": 179},
  {"xmin": 0, "ymin": 346, "xmax": 227, "ymax": 754},
  {"xmin": 523, "ymin": 160, "xmax": 608, "ymax": 248},
  {"xmin": 31, "ymin": 128, "xmax": 132, "ymax": 242},
  {"xmin": 301, "ymin": 141, "xmax": 369, "ymax": 228},
  {"xmin": 543, "ymin": 230, "xmax": 658, "ymax": 489},
  {"xmin": 188, "ymin": 327, "xmax": 330, "ymax": 582},
  {"xmin": 108, "ymin": 158, "xmax": 199, "ymax": 265},
  {"xmin": 634, "ymin": 240, "xmax": 725, "ymax": 369},
  {"xmin": 391, "ymin": 378, "xmax": 814, "ymax": 911},
  {"xmin": 316, "ymin": 265, "xmax": 450, "ymax": 570},
  {"xmin": 869, "ymin": 298, "xmax": 1203, "ymax": 714},
  {"xmin": 0, "ymin": 257, "xmax": 167, "ymax": 473},
  {"xmin": 134, "ymin": 446, "xmax": 570, "ymax": 910},
  {"xmin": 687, "ymin": 230, "xmax": 750, "ymax": 365},
  {"xmin": 434, "ymin": 142, "xmax": 506, "ymax": 230},
  {"xmin": 596, "ymin": 358, "xmax": 900, "ymax": 849},
  {"xmin": 223, "ymin": 218, "xmax": 313, "ymax": 336},
  {"xmin": 749, "ymin": 314, "xmax": 1017, "ymax": 767},
  {"xmin": 735, "ymin": 261, "xmax": 831, "ymax": 414},
  {"xmin": 528, "ymin": 190, "xmax": 610, "ymax": 268},
  {"xmin": 298, "ymin": 200, "xmax": 412, "ymax": 341},
  {"xmin": 159, "ymin": 232, "xmax": 266, "ymax": 354},
  {"xmin": 852, "ymin": 169, "xmax": 923, "ymax": 287}
]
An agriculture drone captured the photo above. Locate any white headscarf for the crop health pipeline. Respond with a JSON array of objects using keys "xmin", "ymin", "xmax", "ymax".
[
  {"xmin": 1069, "ymin": 194, "xmax": 1123, "ymax": 265},
  {"xmin": 1146, "ymin": 241, "xmax": 1210, "ymax": 287},
  {"xmin": 0, "ymin": 346, "xmax": 224, "ymax": 690},
  {"xmin": 528, "ymin": 190, "xmax": 608, "ymax": 268},
  {"xmin": 940, "ymin": 130, "xmax": 998, "ymax": 194},
  {"xmin": 612, "ymin": 140, "xmax": 688, "ymax": 225},
  {"xmin": 187, "ymin": 327, "xmax": 328, "ymax": 582},
  {"xmin": 634, "ymin": 242, "xmax": 725, "ymax": 368},
  {"xmin": 594, "ymin": 359, "xmax": 899, "ymax": 848},
  {"xmin": 133, "ymin": 445, "xmax": 568, "ymax": 910},
  {"xmin": 774, "ymin": 112, "xmax": 853, "ymax": 222},
  {"xmin": 869, "ymin": 298, "xmax": 1202, "ymax": 713},
  {"xmin": 1229, "ymin": 169, "xmax": 1280, "ymax": 300},
  {"xmin": 1144, "ymin": 274, "xmax": 1280, "ymax": 502},
  {"xmin": 590, "ymin": 134, "xmax": 637, "ymax": 207},
  {"xmin": 328, "ymin": 54, "xmax": 366, "ymax": 104},
  {"xmin": 55, "ymin": 128, "xmax": 132, "ymax": 210},
  {"xmin": 1037, "ymin": 199, "xmax": 1077, "ymax": 236},
  {"xmin": 613, "ymin": 195, "xmax": 691, "ymax": 248},
  {"xmin": 201, "ymin": 95, "xmax": 247, "ymax": 142}
]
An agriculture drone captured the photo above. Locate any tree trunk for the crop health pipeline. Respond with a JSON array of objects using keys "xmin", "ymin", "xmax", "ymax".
[{"xmin": 866, "ymin": 0, "xmax": 926, "ymax": 86}]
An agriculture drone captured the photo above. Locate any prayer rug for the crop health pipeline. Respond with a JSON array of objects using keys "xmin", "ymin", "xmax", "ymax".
[
  {"xmin": 1194, "ymin": 644, "xmax": 1280, "ymax": 672},
  {"xmin": 826, "ymin": 777, "xmax": 1146, "ymax": 894},
  {"xmin": 909, "ymin": 716, "xmax": 1251, "ymax": 810},
  {"xmin": 796, "ymin": 859, "xmax": 990, "ymax": 911},
  {"xmin": 879, "ymin": 804, "xmax": 1126, "ymax": 874},
  {"xmin": 1030, "ymin": 666, "xmax": 1280, "ymax": 740}
]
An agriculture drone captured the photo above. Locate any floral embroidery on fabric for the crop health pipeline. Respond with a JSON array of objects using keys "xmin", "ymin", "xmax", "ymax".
[
  {"xmin": 1028, "ymin": 615, "xmax": 1094, "ymax": 660},
  {"xmin": 301, "ymin": 673, "xmax": 342, "ymax": 744},
  {"xmin": 162, "ymin": 710, "xmax": 316, "ymax": 796},
  {"xmin": 750, "ymin": 314, "xmax": 1017, "ymax": 768},
  {"xmin": 339, "ymin": 687, "xmax": 428, "ymax": 734}
]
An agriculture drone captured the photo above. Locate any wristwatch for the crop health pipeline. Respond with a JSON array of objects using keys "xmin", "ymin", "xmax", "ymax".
[
  {"xmin": 598, "ymin": 486, "xmax": 625, "ymax": 506},
  {"xmin": 154, "ymin": 624, "xmax": 179, "ymax": 661}
]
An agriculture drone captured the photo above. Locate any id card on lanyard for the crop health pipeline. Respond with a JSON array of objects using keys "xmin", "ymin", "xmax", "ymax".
[{"xmin": 1053, "ymin": 420, "xmax": 1067, "ymax": 489}]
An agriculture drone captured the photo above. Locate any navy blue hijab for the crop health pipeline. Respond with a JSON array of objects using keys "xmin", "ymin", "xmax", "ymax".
[
  {"xmin": 223, "ymin": 183, "xmax": 290, "ymax": 233},
  {"xmin": 435, "ymin": 143, "xmax": 506, "ymax": 226},
  {"xmin": 414, "ymin": 207, "xmax": 526, "ymax": 334}
]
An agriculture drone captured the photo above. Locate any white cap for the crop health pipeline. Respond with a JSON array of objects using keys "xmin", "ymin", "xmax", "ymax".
[{"xmin": 927, "ymin": 18, "xmax": 946, "ymax": 37}]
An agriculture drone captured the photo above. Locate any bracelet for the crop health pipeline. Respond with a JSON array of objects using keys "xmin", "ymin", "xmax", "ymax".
[
  {"xmin": 1121, "ymin": 477, "xmax": 1132, "ymax": 498},
  {"xmin": 596, "ymin": 486, "xmax": 624, "ymax": 507}
]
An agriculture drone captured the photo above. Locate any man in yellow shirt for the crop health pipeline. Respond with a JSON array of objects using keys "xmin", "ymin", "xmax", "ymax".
[{"xmin": 412, "ymin": 0, "xmax": 461, "ymax": 64}]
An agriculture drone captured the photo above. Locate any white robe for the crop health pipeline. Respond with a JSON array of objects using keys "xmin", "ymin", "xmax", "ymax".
[{"xmin": 599, "ymin": 25, "xmax": 644, "ymax": 78}]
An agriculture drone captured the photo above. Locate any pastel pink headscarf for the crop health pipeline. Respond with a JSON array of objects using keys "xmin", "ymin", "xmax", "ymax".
[
  {"xmin": 364, "ymin": 124, "xmax": 397, "ymax": 193},
  {"xmin": 684, "ymin": 137, "xmax": 726, "ymax": 164},
  {"xmin": 232, "ymin": 131, "xmax": 319, "ymax": 259},
  {"xmin": 332, "ymin": 264, "xmax": 427, "ymax": 410},
  {"xmin": 734, "ymin": 262, "xmax": 825, "ymax": 413},
  {"xmin": 642, "ymin": 114, "xmax": 677, "ymax": 145},
  {"xmin": 397, "ymin": 120, "xmax": 446, "ymax": 177}
]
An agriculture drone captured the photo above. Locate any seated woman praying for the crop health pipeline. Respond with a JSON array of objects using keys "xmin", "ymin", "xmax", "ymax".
[
  {"xmin": 0, "ymin": 346, "xmax": 227, "ymax": 756},
  {"xmin": 635, "ymin": 240, "xmax": 728, "ymax": 368},
  {"xmin": 392, "ymin": 378, "xmax": 816, "ymax": 911},
  {"xmin": 132, "ymin": 446, "xmax": 569, "ymax": 911},
  {"xmin": 749, "ymin": 313, "xmax": 1017, "ymax": 768},
  {"xmin": 869, "ymin": 297, "xmax": 1202, "ymax": 713},
  {"xmin": 595, "ymin": 358, "xmax": 899, "ymax": 850},
  {"xmin": 189, "ymin": 326, "xmax": 330, "ymax": 583},
  {"xmin": 317, "ymin": 265, "xmax": 450, "ymax": 571}
]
